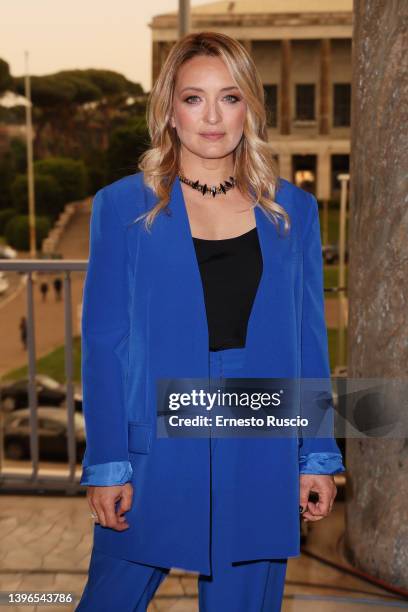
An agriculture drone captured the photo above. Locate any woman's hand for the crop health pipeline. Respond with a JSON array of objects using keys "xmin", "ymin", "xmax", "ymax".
[
  {"xmin": 86, "ymin": 483, "xmax": 133, "ymax": 531},
  {"xmin": 299, "ymin": 474, "xmax": 337, "ymax": 522}
]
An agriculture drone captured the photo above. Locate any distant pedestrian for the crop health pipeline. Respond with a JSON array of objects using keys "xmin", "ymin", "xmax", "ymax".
[
  {"xmin": 40, "ymin": 281, "xmax": 49, "ymax": 302},
  {"xmin": 53, "ymin": 277, "xmax": 63, "ymax": 301},
  {"xmin": 19, "ymin": 316, "xmax": 27, "ymax": 350}
]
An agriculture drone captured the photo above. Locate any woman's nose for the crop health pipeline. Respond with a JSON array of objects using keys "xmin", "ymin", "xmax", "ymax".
[{"xmin": 203, "ymin": 103, "xmax": 222, "ymax": 123}]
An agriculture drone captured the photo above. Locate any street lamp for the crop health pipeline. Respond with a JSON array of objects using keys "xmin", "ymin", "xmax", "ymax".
[
  {"xmin": 178, "ymin": 0, "xmax": 190, "ymax": 39},
  {"xmin": 24, "ymin": 51, "xmax": 36, "ymax": 258}
]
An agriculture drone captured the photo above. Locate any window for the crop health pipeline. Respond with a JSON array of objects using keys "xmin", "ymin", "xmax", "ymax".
[
  {"xmin": 331, "ymin": 154, "xmax": 350, "ymax": 191},
  {"xmin": 264, "ymin": 84, "xmax": 278, "ymax": 127},
  {"xmin": 333, "ymin": 84, "xmax": 351, "ymax": 127},
  {"xmin": 295, "ymin": 84, "xmax": 315, "ymax": 120},
  {"xmin": 292, "ymin": 155, "xmax": 317, "ymax": 193}
]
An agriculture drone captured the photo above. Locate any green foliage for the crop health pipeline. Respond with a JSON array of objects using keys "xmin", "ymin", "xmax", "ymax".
[
  {"xmin": 327, "ymin": 328, "xmax": 348, "ymax": 370},
  {"xmin": 0, "ymin": 138, "xmax": 27, "ymax": 210},
  {"xmin": 82, "ymin": 148, "xmax": 108, "ymax": 194},
  {"xmin": 4, "ymin": 214, "xmax": 51, "ymax": 250},
  {"xmin": 11, "ymin": 174, "xmax": 64, "ymax": 219},
  {"xmin": 0, "ymin": 58, "xmax": 12, "ymax": 93},
  {"xmin": 0, "ymin": 104, "xmax": 26, "ymax": 124},
  {"xmin": 0, "ymin": 208, "xmax": 15, "ymax": 233},
  {"xmin": 9, "ymin": 138, "xmax": 26, "ymax": 173},
  {"xmin": 12, "ymin": 69, "xmax": 144, "ymax": 108},
  {"xmin": 0, "ymin": 155, "xmax": 14, "ymax": 211},
  {"xmin": 324, "ymin": 265, "xmax": 348, "ymax": 292},
  {"xmin": 34, "ymin": 157, "xmax": 88, "ymax": 202},
  {"xmin": 80, "ymin": 69, "xmax": 143, "ymax": 97},
  {"xmin": 106, "ymin": 117, "xmax": 150, "ymax": 182},
  {"xmin": 14, "ymin": 74, "xmax": 77, "ymax": 106}
]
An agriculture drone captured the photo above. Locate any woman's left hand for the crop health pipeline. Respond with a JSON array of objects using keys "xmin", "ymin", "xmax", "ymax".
[{"xmin": 299, "ymin": 474, "xmax": 337, "ymax": 522}]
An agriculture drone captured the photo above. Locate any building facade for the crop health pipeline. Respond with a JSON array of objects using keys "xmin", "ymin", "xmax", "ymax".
[{"xmin": 149, "ymin": 0, "xmax": 352, "ymax": 202}]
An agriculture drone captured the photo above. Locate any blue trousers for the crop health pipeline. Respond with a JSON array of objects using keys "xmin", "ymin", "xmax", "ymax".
[{"xmin": 76, "ymin": 347, "xmax": 288, "ymax": 611}]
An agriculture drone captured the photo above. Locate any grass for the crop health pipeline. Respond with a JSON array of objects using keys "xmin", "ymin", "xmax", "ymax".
[
  {"xmin": 324, "ymin": 265, "xmax": 349, "ymax": 294},
  {"xmin": 320, "ymin": 207, "xmax": 349, "ymax": 245},
  {"xmin": 3, "ymin": 336, "xmax": 82, "ymax": 384},
  {"xmin": 328, "ymin": 327, "xmax": 348, "ymax": 371}
]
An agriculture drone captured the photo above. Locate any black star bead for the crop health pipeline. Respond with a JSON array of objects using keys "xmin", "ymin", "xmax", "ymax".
[
  {"xmin": 202, "ymin": 184, "xmax": 207, "ymax": 195},
  {"xmin": 220, "ymin": 183, "xmax": 226, "ymax": 194}
]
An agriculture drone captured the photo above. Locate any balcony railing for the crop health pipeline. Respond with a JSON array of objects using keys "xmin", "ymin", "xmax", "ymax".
[{"xmin": 0, "ymin": 259, "xmax": 87, "ymax": 493}]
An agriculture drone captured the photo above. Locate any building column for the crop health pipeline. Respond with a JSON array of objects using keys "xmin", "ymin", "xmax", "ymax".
[
  {"xmin": 152, "ymin": 41, "xmax": 161, "ymax": 85},
  {"xmin": 317, "ymin": 150, "xmax": 331, "ymax": 245},
  {"xmin": 317, "ymin": 149, "xmax": 331, "ymax": 201},
  {"xmin": 280, "ymin": 39, "xmax": 291, "ymax": 135},
  {"xmin": 319, "ymin": 39, "xmax": 331, "ymax": 134}
]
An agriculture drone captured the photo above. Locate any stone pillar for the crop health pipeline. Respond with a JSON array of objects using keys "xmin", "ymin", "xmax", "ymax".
[
  {"xmin": 280, "ymin": 40, "xmax": 291, "ymax": 135},
  {"xmin": 345, "ymin": 0, "xmax": 408, "ymax": 588},
  {"xmin": 152, "ymin": 41, "xmax": 161, "ymax": 85},
  {"xmin": 317, "ymin": 149, "xmax": 331, "ymax": 201},
  {"xmin": 317, "ymin": 150, "xmax": 331, "ymax": 245},
  {"xmin": 319, "ymin": 39, "xmax": 331, "ymax": 134}
]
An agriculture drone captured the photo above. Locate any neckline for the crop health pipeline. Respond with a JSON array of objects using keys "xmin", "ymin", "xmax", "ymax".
[{"xmin": 192, "ymin": 226, "xmax": 257, "ymax": 242}]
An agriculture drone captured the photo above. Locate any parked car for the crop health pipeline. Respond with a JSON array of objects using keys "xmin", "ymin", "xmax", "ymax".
[
  {"xmin": 4, "ymin": 406, "xmax": 86, "ymax": 461},
  {"xmin": 0, "ymin": 271, "xmax": 9, "ymax": 295},
  {"xmin": 1, "ymin": 374, "xmax": 83, "ymax": 413}
]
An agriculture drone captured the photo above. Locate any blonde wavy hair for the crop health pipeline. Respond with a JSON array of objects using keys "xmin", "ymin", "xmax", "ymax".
[{"xmin": 134, "ymin": 31, "xmax": 290, "ymax": 235}]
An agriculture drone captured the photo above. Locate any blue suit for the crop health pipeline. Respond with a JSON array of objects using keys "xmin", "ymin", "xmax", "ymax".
[{"xmin": 79, "ymin": 172, "xmax": 345, "ymax": 576}]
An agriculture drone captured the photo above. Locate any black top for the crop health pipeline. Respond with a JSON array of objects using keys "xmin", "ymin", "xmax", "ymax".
[{"xmin": 192, "ymin": 227, "xmax": 263, "ymax": 351}]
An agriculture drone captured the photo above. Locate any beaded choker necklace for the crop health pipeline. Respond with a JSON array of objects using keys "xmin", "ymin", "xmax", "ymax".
[{"xmin": 178, "ymin": 172, "xmax": 237, "ymax": 198}]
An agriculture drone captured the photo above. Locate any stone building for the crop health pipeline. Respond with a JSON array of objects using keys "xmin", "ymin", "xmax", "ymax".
[{"xmin": 149, "ymin": 0, "xmax": 352, "ymax": 202}]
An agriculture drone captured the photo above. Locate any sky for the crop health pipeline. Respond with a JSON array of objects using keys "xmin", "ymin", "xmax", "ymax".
[{"xmin": 0, "ymin": 0, "xmax": 211, "ymax": 94}]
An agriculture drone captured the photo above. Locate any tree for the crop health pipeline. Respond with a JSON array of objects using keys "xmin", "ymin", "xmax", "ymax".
[
  {"xmin": 0, "ymin": 58, "xmax": 12, "ymax": 94},
  {"xmin": 106, "ymin": 117, "xmax": 150, "ymax": 182}
]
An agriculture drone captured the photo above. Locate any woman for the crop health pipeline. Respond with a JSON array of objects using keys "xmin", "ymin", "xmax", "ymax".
[{"xmin": 76, "ymin": 31, "xmax": 345, "ymax": 611}]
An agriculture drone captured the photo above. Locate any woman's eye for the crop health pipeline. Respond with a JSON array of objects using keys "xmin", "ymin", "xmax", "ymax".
[
  {"xmin": 183, "ymin": 95, "xmax": 241, "ymax": 104},
  {"xmin": 184, "ymin": 95, "xmax": 200, "ymax": 104},
  {"xmin": 224, "ymin": 95, "xmax": 240, "ymax": 103}
]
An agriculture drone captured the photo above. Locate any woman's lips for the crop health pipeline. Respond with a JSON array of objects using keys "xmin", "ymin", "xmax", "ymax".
[{"xmin": 200, "ymin": 133, "xmax": 225, "ymax": 140}]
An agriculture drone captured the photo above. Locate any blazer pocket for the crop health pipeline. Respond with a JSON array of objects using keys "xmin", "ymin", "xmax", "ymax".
[{"xmin": 128, "ymin": 421, "xmax": 153, "ymax": 454}]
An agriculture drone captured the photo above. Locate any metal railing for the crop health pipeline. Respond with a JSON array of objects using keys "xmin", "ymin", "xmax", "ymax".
[{"xmin": 0, "ymin": 259, "xmax": 87, "ymax": 493}]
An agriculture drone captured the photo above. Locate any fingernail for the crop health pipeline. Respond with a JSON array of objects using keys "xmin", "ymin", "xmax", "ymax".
[{"xmin": 299, "ymin": 505, "xmax": 304, "ymax": 514}]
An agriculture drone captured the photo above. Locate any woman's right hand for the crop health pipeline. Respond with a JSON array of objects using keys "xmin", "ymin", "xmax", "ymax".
[{"xmin": 86, "ymin": 482, "xmax": 133, "ymax": 531}]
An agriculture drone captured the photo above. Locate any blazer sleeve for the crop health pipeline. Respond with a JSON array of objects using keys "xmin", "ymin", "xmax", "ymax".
[
  {"xmin": 298, "ymin": 192, "xmax": 346, "ymax": 476},
  {"xmin": 79, "ymin": 187, "xmax": 133, "ymax": 486}
]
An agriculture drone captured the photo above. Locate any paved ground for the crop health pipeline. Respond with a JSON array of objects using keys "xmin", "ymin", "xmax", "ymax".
[{"xmin": 0, "ymin": 496, "xmax": 405, "ymax": 611}]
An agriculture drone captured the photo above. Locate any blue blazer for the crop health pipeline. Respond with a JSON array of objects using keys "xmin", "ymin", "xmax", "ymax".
[{"xmin": 80, "ymin": 172, "xmax": 345, "ymax": 574}]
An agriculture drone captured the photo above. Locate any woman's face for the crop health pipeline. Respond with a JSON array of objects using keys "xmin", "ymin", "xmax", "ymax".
[{"xmin": 171, "ymin": 55, "xmax": 247, "ymax": 160}]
